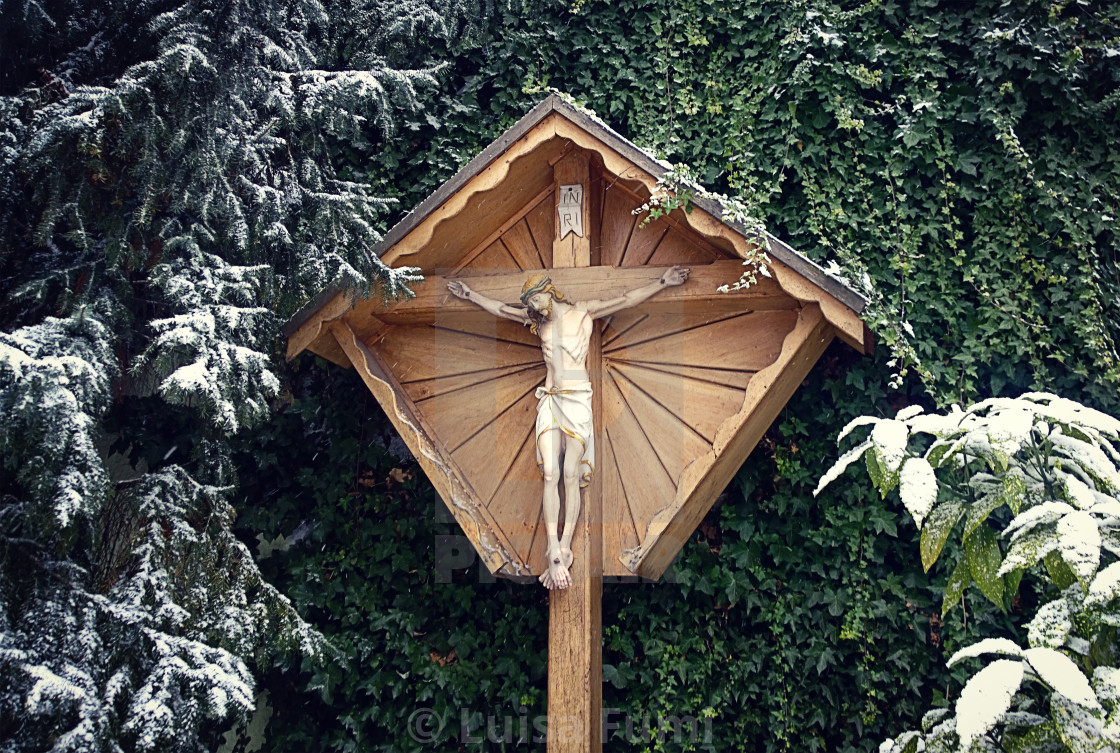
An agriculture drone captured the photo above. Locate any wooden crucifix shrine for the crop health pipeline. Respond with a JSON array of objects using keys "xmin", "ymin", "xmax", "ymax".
[{"xmin": 283, "ymin": 95, "xmax": 872, "ymax": 751}]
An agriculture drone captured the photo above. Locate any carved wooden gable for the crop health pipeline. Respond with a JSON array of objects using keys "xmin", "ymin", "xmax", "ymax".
[{"xmin": 284, "ymin": 95, "xmax": 871, "ymax": 581}]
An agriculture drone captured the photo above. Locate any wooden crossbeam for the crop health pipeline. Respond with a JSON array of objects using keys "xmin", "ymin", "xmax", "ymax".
[{"xmin": 358, "ymin": 261, "xmax": 796, "ymax": 325}]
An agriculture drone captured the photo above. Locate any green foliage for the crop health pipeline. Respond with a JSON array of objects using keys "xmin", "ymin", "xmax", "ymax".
[
  {"xmin": 241, "ymin": 1, "xmax": 1119, "ymax": 752},
  {"xmin": 0, "ymin": 0, "xmax": 502, "ymax": 749},
  {"xmin": 4, "ymin": 0, "xmax": 1118, "ymax": 750},
  {"xmin": 441, "ymin": 0, "xmax": 1120, "ymax": 406},
  {"xmin": 818, "ymin": 395, "xmax": 1120, "ymax": 750}
]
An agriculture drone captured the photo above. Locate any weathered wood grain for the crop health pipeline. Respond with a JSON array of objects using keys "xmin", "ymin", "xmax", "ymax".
[
  {"xmin": 402, "ymin": 362, "xmax": 541, "ymax": 402},
  {"xmin": 608, "ymin": 362, "xmax": 711, "ymax": 484},
  {"xmin": 600, "ymin": 429, "xmax": 640, "ymax": 577},
  {"xmin": 647, "ymin": 227, "xmax": 724, "ymax": 265},
  {"xmin": 600, "ymin": 185, "xmax": 637, "ymax": 267},
  {"xmin": 616, "ymin": 310, "xmax": 797, "ymax": 372},
  {"xmin": 488, "ymin": 425, "xmax": 545, "ymax": 566},
  {"xmin": 601, "ymin": 372, "xmax": 676, "ymax": 544},
  {"xmin": 421, "ymin": 366, "xmax": 543, "ymax": 453},
  {"xmin": 602, "ymin": 310, "xmax": 747, "ymax": 353},
  {"xmin": 609, "ymin": 361, "xmax": 743, "ymax": 444},
  {"xmin": 526, "ymin": 192, "xmax": 555, "ymax": 268},
  {"xmin": 454, "ymin": 381, "xmax": 544, "ymax": 507},
  {"xmin": 374, "ymin": 325, "xmax": 542, "ymax": 384},
  {"xmin": 466, "ymin": 239, "xmax": 519, "ymax": 271},
  {"xmin": 451, "ymin": 186, "xmax": 554, "ymax": 273},
  {"xmin": 503, "ymin": 218, "xmax": 546, "ymax": 270},
  {"xmin": 620, "ymin": 221, "xmax": 668, "ymax": 267}
]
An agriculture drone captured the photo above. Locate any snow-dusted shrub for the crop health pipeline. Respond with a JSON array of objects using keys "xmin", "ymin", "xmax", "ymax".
[
  {"xmin": 817, "ymin": 393, "xmax": 1120, "ymax": 752},
  {"xmin": 0, "ymin": 0, "xmax": 487, "ymax": 748}
]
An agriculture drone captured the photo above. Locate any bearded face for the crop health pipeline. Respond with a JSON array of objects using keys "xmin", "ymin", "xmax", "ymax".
[{"xmin": 527, "ymin": 292, "xmax": 553, "ymax": 319}]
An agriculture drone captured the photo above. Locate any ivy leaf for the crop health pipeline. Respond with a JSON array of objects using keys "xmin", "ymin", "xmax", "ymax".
[
  {"xmin": 942, "ymin": 556, "xmax": 971, "ymax": 615},
  {"xmin": 966, "ymin": 524, "xmax": 1005, "ymax": 610},
  {"xmin": 920, "ymin": 499, "xmax": 965, "ymax": 572},
  {"xmin": 602, "ymin": 664, "xmax": 627, "ymax": 689},
  {"xmin": 955, "ymin": 659, "xmax": 1024, "ymax": 749}
]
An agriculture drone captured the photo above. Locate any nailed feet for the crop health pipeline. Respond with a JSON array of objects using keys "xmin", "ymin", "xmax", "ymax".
[{"xmin": 538, "ymin": 547, "xmax": 573, "ymax": 590}]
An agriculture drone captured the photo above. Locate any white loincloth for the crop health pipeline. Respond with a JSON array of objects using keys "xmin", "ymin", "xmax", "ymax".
[{"xmin": 535, "ymin": 382, "xmax": 595, "ymax": 487}]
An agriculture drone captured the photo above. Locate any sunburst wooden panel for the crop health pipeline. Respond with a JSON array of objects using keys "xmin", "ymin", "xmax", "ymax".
[
  {"xmin": 647, "ymin": 228, "xmax": 723, "ymax": 265},
  {"xmin": 488, "ymin": 424, "xmax": 546, "ymax": 566},
  {"xmin": 502, "ymin": 219, "xmax": 546, "ymax": 270},
  {"xmin": 422, "ymin": 367, "xmax": 542, "ymax": 454},
  {"xmin": 598, "ymin": 306, "xmax": 799, "ymax": 575},
  {"xmin": 600, "ymin": 178, "xmax": 733, "ymax": 269},
  {"xmin": 525, "ymin": 196, "xmax": 555, "ymax": 268},
  {"xmin": 601, "ymin": 372, "xmax": 676, "ymax": 544},
  {"xmin": 601, "ymin": 429, "xmax": 641, "ymax": 571},
  {"xmin": 452, "ymin": 379, "xmax": 543, "ymax": 506},
  {"xmin": 370, "ymin": 290, "xmax": 802, "ymax": 578},
  {"xmin": 607, "ymin": 310, "xmax": 797, "ymax": 372},
  {"xmin": 601, "ymin": 187, "xmax": 637, "ymax": 267},
  {"xmin": 374, "ymin": 324, "xmax": 542, "ymax": 385},
  {"xmin": 620, "ymin": 223, "xmax": 668, "ymax": 267}
]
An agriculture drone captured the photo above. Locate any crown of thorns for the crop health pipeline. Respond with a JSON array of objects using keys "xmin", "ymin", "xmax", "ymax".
[{"xmin": 520, "ymin": 275, "xmax": 553, "ymax": 304}]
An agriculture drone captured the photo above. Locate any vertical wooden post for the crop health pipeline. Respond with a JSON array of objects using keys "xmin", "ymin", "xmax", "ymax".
[
  {"xmin": 546, "ymin": 425, "xmax": 602, "ymax": 750},
  {"xmin": 548, "ymin": 147, "xmax": 602, "ymax": 752},
  {"xmin": 552, "ymin": 151, "xmax": 592, "ymax": 269}
]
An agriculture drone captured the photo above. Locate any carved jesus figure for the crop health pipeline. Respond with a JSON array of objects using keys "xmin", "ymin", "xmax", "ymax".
[{"xmin": 447, "ymin": 266, "xmax": 690, "ymax": 589}]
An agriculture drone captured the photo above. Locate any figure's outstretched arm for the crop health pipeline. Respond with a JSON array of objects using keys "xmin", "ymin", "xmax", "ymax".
[
  {"xmin": 582, "ymin": 266, "xmax": 690, "ymax": 319},
  {"xmin": 447, "ymin": 280, "xmax": 530, "ymax": 325}
]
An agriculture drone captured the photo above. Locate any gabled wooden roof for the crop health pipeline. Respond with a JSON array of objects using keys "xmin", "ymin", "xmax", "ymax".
[{"xmin": 283, "ymin": 94, "xmax": 870, "ymax": 352}]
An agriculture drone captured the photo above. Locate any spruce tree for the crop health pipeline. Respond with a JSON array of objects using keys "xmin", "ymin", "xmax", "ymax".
[{"xmin": 0, "ymin": 0, "xmax": 487, "ymax": 748}]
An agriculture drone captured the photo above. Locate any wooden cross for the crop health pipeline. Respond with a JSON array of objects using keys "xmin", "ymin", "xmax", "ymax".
[
  {"xmin": 283, "ymin": 96, "xmax": 870, "ymax": 753},
  {"xmin": 546, "ymin": 150, "xmax": 602, "ymax": 751}
]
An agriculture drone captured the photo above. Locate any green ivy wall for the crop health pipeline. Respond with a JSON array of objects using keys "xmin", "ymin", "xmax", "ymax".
[{"xmin": 241, "ymin": 1, "xmax": 1119, "ymax": 750}]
